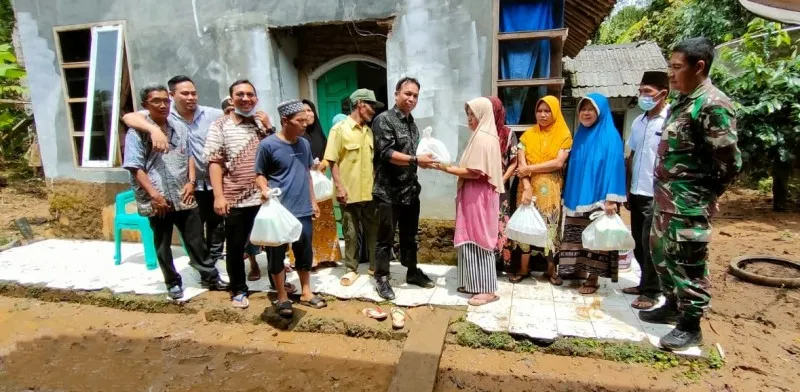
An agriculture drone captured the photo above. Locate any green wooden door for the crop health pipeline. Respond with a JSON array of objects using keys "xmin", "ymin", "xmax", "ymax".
[{"xmin": 316, "ymin": 62, "xmax": 358, "ymax": 239}]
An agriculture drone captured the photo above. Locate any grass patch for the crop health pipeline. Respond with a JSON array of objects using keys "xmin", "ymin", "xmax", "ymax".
[
  {"xmin": 0, "ymin": 282, "xmax": 191, "ymax": 314},
  {"xmin": 294, "ymin": 316, "xmax": 403, "ymax": 341},
  {"xmin": 449, "ymin": 320, "xmax": 721, "ymax": 379}
]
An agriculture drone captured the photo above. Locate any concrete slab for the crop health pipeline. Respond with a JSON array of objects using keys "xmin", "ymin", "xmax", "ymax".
[{"xmin": 388, "ymin": 310, "xmax": 453, "ymax": 392}]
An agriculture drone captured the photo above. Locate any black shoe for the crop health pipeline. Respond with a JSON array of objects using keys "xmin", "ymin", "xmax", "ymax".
[
  {"xmin": 406, "ymin": 269, "xmax": 435, "ymax": 288},
  {"xmin": 660, "ymin": 327, "xmax": 703, "ymax": 351},
  {"xmin": 202, "ymin": 279, "xmax": 230, "ymax": 291},
  {"xmin": 639, "ymin": 303, "xmax": 679, "ymax": 324},
  {"xmin": 376, "ymin": 276, "xmax": 396, "ymax": 300},
  {"xmin": 167, "ymin": 285, "xmax": 184, "ymax": 300}
]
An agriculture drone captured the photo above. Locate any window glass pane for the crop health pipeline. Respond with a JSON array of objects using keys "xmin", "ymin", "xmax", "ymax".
[
  {"xmin": 86, "ymin": 29, "xmax": 121, "ymax": 162},
  {"xmin": 498, "ymin": 84, "xmax": 562, "ymax": 126}
]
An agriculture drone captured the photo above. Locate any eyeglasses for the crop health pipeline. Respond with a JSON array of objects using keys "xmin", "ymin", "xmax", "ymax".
[{"xmin": 147, "ymin": 98, "xmax": 171, "ymax": 107}]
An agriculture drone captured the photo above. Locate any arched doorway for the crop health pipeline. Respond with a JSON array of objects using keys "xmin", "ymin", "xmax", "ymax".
[
  {"xmin": 309, "ymin": 55, "xmax": 388, "ymax": 239},
  {"xmin": 309, "ymin": 55, "xmax": 388, "ymax": 136}
]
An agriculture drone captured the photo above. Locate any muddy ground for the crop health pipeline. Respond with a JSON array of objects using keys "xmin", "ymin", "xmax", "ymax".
[{"xmin": 0, "ymin": 181, "xmax": 799, "ymax": 391}]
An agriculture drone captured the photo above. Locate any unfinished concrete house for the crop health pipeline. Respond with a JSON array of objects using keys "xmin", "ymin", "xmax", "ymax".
[{"xmin": 11, "ymin": 0, "xmax": 614, "ymax": 258}]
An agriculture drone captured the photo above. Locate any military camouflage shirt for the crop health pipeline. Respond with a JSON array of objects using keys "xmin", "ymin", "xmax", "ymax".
[{"xmin": 653, "ymin": 79, "xmax": 742, "ymax": 217}]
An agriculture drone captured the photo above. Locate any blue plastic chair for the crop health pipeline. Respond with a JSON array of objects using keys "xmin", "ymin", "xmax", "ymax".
[{"xmin": 113, "ymin": 190, "xmax": 188, "ymax": 270}]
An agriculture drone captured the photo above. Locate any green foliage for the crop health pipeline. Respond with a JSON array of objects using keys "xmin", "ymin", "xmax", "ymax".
[
  {"xmin": 595, "ymin": 0, "xmax": 754, "ymax": 53},
  {"xmin": 713, "ymin": 19, "xmax": 800, "ymax": 175},
  {"xmin": 0, "ymin": 0, "xmax": 31, "ymax": 169}
]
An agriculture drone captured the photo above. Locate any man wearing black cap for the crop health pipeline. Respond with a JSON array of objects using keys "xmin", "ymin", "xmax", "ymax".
[
  {"xmin": 256, "ymin": 99, "xmax": 327, "ymax": 319},
  {"xmin": 622, "ymin": 70, "xmax": 670, "ymax": 310}
]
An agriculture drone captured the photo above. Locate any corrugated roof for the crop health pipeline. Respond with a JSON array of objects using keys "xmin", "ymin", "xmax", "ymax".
[
  {"xmin": 563, "ymin": 41, "xmax": 668, "ymax": 98},
  {"xmin": 563, "ymin": 0, "xmax": 617, "ymax": 57}
]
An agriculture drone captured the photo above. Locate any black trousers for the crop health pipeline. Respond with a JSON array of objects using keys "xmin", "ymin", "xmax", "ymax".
[
  {"xmin": 375, "ymin": 198, "xmax": 420, "ymax": 278},
  {"xmin": 224, "ymin": 206, "xmax": 260, "ymax": 296},
  {"xmin": 194, "ymin": 189, "xmax": 225, "ymax": 262},
  {"xmin": 265, "ymin": 216, "xmax": 314, "ymax": 275},
  {"xmin": 629, "ymin": 194, "xmax": 660, "ymax": 297},
  {"xmin": 148, "ymin": 208, "xmax": 220, "ymax": 288}
]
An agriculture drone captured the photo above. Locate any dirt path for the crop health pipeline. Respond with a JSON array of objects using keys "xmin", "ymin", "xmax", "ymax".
[
  {"xmin": 0, "ymin": 182, "xmax": 798, "ymax": 391},
  {"xmin": 0, "ymin": 296, "xmax": 402, "ymax": 392}
]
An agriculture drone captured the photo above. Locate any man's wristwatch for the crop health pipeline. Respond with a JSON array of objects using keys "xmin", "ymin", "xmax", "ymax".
[
  {"xmin": 189, "ymin": 180, "xmax": 197, "ymax": 187},
  {"xmin": 410, "ymin": 156, "xmax": 418, "ymax": 165}
]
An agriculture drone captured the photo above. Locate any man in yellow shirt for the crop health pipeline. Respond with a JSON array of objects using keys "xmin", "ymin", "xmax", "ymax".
[{"xmin": 324, "ymin": 89, "xmax": 384, "ymax": 289}]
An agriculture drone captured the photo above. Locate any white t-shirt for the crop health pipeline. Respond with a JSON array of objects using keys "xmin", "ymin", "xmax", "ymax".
[{"xmin": 626, "ymin": 107, "xmax": 668, "ymax": 197}]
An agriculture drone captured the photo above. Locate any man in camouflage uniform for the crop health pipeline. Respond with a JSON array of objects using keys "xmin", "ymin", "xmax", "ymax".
[{"xmin": 639, "ymin": 37, "xmax": 742, "ymax": 350}]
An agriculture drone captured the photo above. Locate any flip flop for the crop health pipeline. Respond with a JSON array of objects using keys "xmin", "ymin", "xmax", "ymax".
[
  {"xmin": 544, "ymin": 273, "xmax": 563, "ymax": 286},
  {"xmin": 231, "ymin": 294, "xmax": 249, "ymax": 309},
  {"xmin": 578, "ymin": 283, "xmax": 600, "ymax": 295},
  {"xmin": 457, "ymin": 287, "xmax": 474, "ymax": 294},
  {"xmin": 276, "ymin": 300, "xmax": 293, "ymax": 319},
  {"xmin": 298, "ymin": 295, "xmax": 328, "ymax": 309},
  {"xmin": 390, "ymin": 307, "xmax": 405, "ymax": 329},
  {"xmin": 362, "ymin": 307, "xmax": 389, "ymax": 321},
  {"xmin": 622, "ymin": 287, "xmax": 641, "ymax": 295},
  {"xmin": 284, "ymin": 282, "xmax": 297, "ymax": 295},
  {"xmin": 340, "ymin": 271, "xmax": 359, "ymax": 286},
  {"xmin": 247, "ymin": 266, "xmax": 261, "ymax": 281},
  {"xmin": 508, "ymin": 272, "xmax": 531, "ymax": 284},
  {"xmin": 468, "ymin": 294, "xmax": 500, "ymax": 306},
  {"xmin": 631, "ymin": 295, "xmax": 658, "ymax": 310}
]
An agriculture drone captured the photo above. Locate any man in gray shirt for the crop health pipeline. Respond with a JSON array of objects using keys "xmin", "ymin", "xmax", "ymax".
[{"xmin": 122, "ymin": 84, "xmax": 227, "ymax": 300}]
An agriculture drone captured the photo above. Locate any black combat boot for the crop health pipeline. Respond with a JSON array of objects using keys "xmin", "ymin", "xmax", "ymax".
[
  {"xmin": 638, "ymin": 297, "xmax": 679, "ymax": 324},
  {"xmin": 660, "ymin": 318, "xmax": 703, "ymax": 351}
]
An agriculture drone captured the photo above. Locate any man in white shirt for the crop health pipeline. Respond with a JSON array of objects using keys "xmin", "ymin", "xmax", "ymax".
[{"xmin": 622, "ymin": 70, "xmax": 670, "ymax": 310}]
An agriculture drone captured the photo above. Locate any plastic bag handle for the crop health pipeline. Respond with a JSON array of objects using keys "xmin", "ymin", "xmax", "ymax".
[
  {"xmin": 421, "ymin": 126, "xmax": 433, "ymax": 138},
  {"xmin": 589, "ymin": 211, "xmax": 605, "ymax": 221},
  {"xmin": 267, "ymin": 188, "xmax": 282, "ymax": 198}
]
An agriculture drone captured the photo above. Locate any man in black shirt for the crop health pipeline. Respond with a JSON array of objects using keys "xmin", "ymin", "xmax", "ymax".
[{"xmin": 372, "ymin": 77, "xmax": 438, "ymax": 300}]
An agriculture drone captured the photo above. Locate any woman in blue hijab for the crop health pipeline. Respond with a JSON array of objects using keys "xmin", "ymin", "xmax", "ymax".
[{"xmin": 559, "ymin": 93, "xmax": 627, "ymax": 294}]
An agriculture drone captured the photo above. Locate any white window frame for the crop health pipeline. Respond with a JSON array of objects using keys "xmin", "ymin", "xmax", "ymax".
[{"xmin": 80, "ymin": 24, "xmax": 125, "ymax": 168}]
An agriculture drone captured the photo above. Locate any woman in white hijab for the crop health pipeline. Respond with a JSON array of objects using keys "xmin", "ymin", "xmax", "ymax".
[{"xmin": 435, "ymin": 97, "xmax": 505, "ymax": 306}]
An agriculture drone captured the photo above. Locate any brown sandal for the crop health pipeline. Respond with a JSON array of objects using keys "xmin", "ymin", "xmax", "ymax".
[
  {"xmin": 622, "ymin": 287, "xmax": 641, "ymax": 295},
  {"xmin": 544, "ymin": 273, "xmax": 563, "ymax": 286},
  {"xmin": 508, "ymin": 272, "xmax": 531, "ymax": 284},
  {"xmin": 631, "ymin": 295, "xmax": 657, "ymax": 310}
]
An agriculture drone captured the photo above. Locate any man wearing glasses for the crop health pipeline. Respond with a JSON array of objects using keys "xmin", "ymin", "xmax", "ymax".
[
  {"xmin": 122, "ymin": 84, "xmax": 226, "ymax": 300},
  {"xmin": 204, "ymin": 80, "xmax": 275, "ymax": 309}
]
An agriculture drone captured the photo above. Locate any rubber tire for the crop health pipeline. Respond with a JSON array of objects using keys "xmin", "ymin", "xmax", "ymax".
[{"xmin": 728, "ymin": 255, "xmax": 800, "ymax": 288}]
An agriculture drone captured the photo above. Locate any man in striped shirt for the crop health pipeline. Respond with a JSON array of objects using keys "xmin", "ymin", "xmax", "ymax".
[{"xmin": 204, "ymin": 79, "xmax": 275, "ymax": 309}]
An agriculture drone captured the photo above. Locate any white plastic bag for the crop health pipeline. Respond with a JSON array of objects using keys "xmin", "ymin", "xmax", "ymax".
[
  {"xmin": 505, "ymin": 204, "xmax": 548, "ymax": 248},
  {"xmin": 416, "ymin": 126, "xmax": 451, "ymax": 164},
  {"xmin": 310, "ymin": 163, "xmax": 333, "ymax": 202},
  {"xmin": 249, "ymin": 189, "xmax": 302, "ymax": 247},
  {"xmin": 581, "ymin": 212, "xmax": 635, "ymax": 251}
]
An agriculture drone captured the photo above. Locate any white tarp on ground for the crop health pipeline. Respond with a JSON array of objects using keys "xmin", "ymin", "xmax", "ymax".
[{"xmin": 0, "ymin": 239, "xmax": 700, "ymax": 355}]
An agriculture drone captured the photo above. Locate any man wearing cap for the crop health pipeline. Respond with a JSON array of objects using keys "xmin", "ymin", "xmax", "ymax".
[
  {"xmin": 256, "ymin": 99, "xmax": 326, "ymax": 318},
  {"xmin": 204, "ymin": 79, "xmax": 275, "ymax": 309},
  {"xmin": 372, "ymin": 77, "xmax": 438, "ymax": 299},
  {"xmin": 621, "ymin": 70, "xmax": 670, "ymax": 311},
  {"xmin": 324, "ymin": 89, "xmax": 382, "ymax": 291}
]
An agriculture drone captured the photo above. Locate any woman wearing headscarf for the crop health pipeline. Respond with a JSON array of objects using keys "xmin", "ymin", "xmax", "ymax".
[
  {"xmin": 559, "ymin": 93, "xmax": 627, "ymax": 294},
  {"xmin": 300, "ymin": 99, "xmax": 342, "ymax": 268},
  {"xmin": 488, "ymin": 97, "xmax": 518, "ymax": 272},
  {"xmin": 435, "ymin": 97, "xmax": 505, "ymax": 306},
  {"xmin": 510, "ymin": 95, "xmax": 573, "ymax": 285}
]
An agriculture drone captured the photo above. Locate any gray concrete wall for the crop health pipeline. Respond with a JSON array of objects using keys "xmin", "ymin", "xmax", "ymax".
[{"xmin": 13, "ymin": 0, "xmax": 494, "ymax": 219}]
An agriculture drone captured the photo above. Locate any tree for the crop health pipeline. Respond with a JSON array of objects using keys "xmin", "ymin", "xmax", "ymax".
[
  {"xmin": 714, "ymin": 20, "xmax": 800, "ymax": 210},
  {"xmin": 0, "ymin": 0, "xmax": 30, "ymax": 172},
  {"xmin": 594, "ymin": 0, "xmax": 754, "ymax": 53}
]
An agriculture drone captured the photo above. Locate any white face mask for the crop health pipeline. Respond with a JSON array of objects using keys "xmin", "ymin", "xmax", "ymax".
[{"xmin": 234, "ymin": 107, "xmax": 257, "ymax": 117}]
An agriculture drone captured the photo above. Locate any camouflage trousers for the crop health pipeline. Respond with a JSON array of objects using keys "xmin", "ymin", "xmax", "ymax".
[{"xmin": 650, "ymin": 211, "xmax": 712, "ymax": 321}]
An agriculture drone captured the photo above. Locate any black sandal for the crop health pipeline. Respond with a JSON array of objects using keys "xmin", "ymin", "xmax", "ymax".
[
  {"xmin": 457, "ymin": 287, "xmax": 474, "ymax": 294},
  {"xmin": 544, "ymin": 273, "xmax": 563, "ymax": 286},
  {"xmin": 298, "ymin": 295, "xmax": 327, "ymax": 309},
  {"xmin": 276, "ymin": 300, "xmax": 294, "ymax": 319},
  {"xmin": 508, "ymin": 272, "xmax": 531, "ymax": 284}
]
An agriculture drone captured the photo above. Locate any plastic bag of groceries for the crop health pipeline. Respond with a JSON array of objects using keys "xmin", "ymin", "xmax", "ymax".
[
  {"xmin": 581, "ymin": 212, "xmax": 635, "ymax": 251},
  {"xmin": 311, "ymin": 159, "xmax": 333, "ymax": 202},
  {"xmin": 250, "ymin": 188, "xmax": 302, "ymax": 247},
  {"xmin": 505, "ymin": 204, "xmax": 548, "ymax": 248},
  {"xmin": 415, "ymin": 126, "xmax": 451, "ymax": 164}
]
